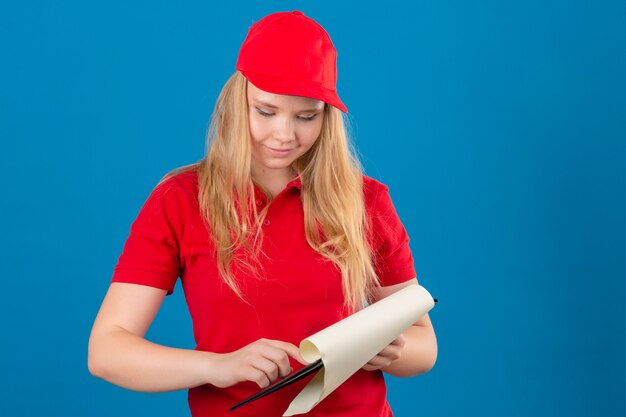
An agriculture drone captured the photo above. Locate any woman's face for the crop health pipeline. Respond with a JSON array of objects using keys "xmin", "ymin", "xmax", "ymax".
[{"xmin": 247, "ymin": 81, "xmax": 325, "ymax": 178}]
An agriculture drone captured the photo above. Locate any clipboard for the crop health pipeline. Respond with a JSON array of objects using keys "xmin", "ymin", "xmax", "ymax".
[{"xmin": 230, "ymin": 286, "xmax": 437, "ymax": 414}]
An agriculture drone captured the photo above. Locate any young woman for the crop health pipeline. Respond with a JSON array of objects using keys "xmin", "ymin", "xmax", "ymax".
[{"xmin": 88, "ymin": 10, "xmax": 437, "ymax": 417}]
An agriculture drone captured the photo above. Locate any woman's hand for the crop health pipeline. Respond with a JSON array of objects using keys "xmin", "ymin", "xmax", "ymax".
[
  {"xmin": 361, "ymin": 334, "xmax": 406, "ymax": 371},
  {"xmin": 208, "ymin": 338, "xmax": 307, "ymax": 389}
]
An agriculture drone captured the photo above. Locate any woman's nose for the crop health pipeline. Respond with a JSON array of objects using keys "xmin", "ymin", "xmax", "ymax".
[{"xmin": 273, "ymin": 117, "xmax": 296, "ymax": 142}]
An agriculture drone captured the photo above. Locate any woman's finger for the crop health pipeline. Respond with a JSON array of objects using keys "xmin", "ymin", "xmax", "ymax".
[
  {"xmin": 246, "ymin": 367, "xmax": 272, "ymax": 388},
  {"xmin": 377, "ymin": 344, "xmax": 402, "ymax": 360},
  {"xmin": 265, "ymin": 340, "xmax": 307, "ymax": 365},
  {"xmin": 252, "ymin": 357, "xmax": 280, "ymax": 384},
  {"xmin": 259, "ymin": 347, "xmax": 292, "ymax": 378},
  {"xmin": 366, "ymin": 356, "xmax": 389, "ymax": 368},
  {"xmin": 390, "ymin": 334, "xmax": 406, "ymax": 347}
]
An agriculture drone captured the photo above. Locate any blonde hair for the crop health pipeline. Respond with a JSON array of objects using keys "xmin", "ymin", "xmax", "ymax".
[{"xmin": 172, "ymin": 71, "xmax": 379, "ymax": 311}]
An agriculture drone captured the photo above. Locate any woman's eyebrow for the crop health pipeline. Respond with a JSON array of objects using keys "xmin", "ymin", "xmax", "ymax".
[
  {"xmin": 253, "ymin": 99, "xmax": 322, "ymax": 113},
  {"xmin": 254, "ymin": 99, "xmax": 279, "ymax": 109}
]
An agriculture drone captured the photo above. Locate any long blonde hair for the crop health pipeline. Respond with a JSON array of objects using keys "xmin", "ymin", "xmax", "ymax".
[{"xmin": 173, "ymin": 71, "xmax": 379, "ymax": 311}]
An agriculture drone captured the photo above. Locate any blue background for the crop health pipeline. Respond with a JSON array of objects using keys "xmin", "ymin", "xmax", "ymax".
[{"xmin": 1, "ymin": 1, "xmax": 624, "ymax": 416}]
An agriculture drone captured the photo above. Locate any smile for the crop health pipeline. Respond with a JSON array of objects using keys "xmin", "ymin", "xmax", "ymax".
[{"xmin": 266, "ymin": 146, "xmax": 295, "ymax": 157}]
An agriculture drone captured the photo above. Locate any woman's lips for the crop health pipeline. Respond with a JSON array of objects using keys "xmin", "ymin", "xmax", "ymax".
[{"xmin": 266, "ymin": 146, "xmax": 294, "ymax": 157}]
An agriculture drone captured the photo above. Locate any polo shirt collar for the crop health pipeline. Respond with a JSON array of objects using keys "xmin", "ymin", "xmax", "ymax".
[
  {"xmin": 251, "ymin": 176, "xmax": 302, "ymax": 203},
  {"xmin": 252, "ymin": 176, "xmax": 302, "ymax": 192},
  {"xmin": 286, "ymin": 176, "xmax": 303, "ymax": 190}
]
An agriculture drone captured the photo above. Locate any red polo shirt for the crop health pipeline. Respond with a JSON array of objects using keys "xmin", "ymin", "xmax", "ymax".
[{"xmin": 111, "ymin": 169, "xmax": 416, "ymax": 417}]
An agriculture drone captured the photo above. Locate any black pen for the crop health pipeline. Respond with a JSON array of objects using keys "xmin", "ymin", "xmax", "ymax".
[{"xmin": 230, "ymin": 359, "xmax": 324, "ymax": 412}]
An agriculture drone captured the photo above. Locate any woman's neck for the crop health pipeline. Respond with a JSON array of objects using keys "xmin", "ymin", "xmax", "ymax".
[{"xmin": 251, "ymin": 166, "xmax": 297, "ymax": 198}]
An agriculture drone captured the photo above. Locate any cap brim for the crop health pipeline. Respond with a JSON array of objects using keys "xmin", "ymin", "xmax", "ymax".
[{"xmin": 239, "ymin": 70, "xmax": 348, "ymax": 113}]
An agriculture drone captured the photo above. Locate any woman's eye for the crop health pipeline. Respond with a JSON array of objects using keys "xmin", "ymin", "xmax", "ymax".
[
  {"xmin": 255, "ymin": 107, "xmax": 316, "ymax": 121},
  {"xmin": 256, "ymin": 108, "xmax": 274, "ymax": 117}
]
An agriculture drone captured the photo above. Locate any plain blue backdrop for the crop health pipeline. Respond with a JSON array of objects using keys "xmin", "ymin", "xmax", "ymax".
[{"xmin": 1, "ymin": 1, "xmax": 624, "ymax": 416}]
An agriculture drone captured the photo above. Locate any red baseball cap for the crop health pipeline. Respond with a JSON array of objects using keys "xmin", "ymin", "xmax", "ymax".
[{"xmin": 236, "ymin": 11, "xmax": 348, "ymax": 113}]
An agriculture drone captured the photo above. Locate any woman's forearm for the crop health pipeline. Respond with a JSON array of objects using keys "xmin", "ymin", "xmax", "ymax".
[
  {"xmin": 382, "ymin": 323, "xmax": 438, "ymax": 377},
  {"xmin": 88, "ymin": 327, "xmax": 216, "ymax": 392}
]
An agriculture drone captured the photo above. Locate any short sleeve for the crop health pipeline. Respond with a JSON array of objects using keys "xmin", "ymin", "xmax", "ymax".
[
  {"xmin": 111, "ymin": 177, "xmax": 184, "ymax": 294},
  {"xmin": 367, "ymin": 181, "xmax": 417, "ymax": 286}
]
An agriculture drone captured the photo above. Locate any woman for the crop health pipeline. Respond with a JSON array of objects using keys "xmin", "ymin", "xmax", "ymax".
[{"xmin": 88, "ymin": 10, "xmax": 437, "ymax": 417}]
